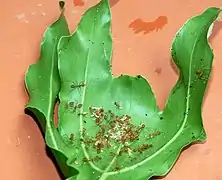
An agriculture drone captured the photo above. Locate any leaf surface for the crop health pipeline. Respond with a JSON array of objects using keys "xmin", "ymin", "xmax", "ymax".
[
  {"xmin": 25, "ymin": 0, "xmax": 222, "ymax": 179},
  {"xmin": 57, "ymin": 1, "xmax": 221, "ymax": 179},
  {"xmin": 24, "ymin": 9, "xmax": 77, "ymax": 177}
]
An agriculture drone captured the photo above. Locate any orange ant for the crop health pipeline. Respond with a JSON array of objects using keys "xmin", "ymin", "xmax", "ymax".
[
  {"xmin": 104, "ymin": 114, "xmax": 108, "ymax": 120},
  {"xmin": 70, "ymin": 81, "xmax": 86, "ymax": 90},
  {"xmin": 82, "ymin": 157, "xmax": 90, "ymax": 163},
  {"xmin": 114, "ymin": 101, "xmax": 122, "ymax": 109},
  {"xmin": 69, "ymin": 133, "xmax": 74, "ymax": 141},
  {"xmin": 73, "ymin": 106, "xmax": 77, "ymax": 112},
  {"xmin": 82, "ymin": 128, "xmax": 86, "ymax": 137},
  {"xmin": 148, "ymin": 134, "xmax": 154, "ymax": 139},
  {"xmin": 100, "ymin": 124, "xmax": 106, "ymax": 134},
  {"xmin": 69, "ymin": 101, "xmax": 75, "ymax": 107},
  {"xmin": 95, "ymin": 118, "xmax": 101, "ymax": 125},
  {"xmin": 64, "ymin": 101, "xmax": 75, "ymax": 112},
  {"xmin": 195, "ymin": 66, "xmax": 210, "ymax": 81},
  {"xmin": 93, "ymin": 156, "xmax": 102, "ymax": 162},
  {"xmin": 73, "ymin": 103, "xmax": 82, "ymax": 112},
  {"xmin": 114, "ymin": 161, "xmax": 121, "ymax": 171},
  {"xmin": 77, "ymin": 112, "xmax": 88, "ymax": 117},
  {"xmin": 137, "ymin": 144, "xmax": 152, "ymax": 153},
  {"xmin": 64, "ymin": 101, "xmax": 69, "ymax": 110},
  {"xmin": 77, "ymin": 104, "xmax": 83, "ymax": 108},
  {"xmin": 154, "ymin": 131, "xmax": 161, "ymax": 135}
]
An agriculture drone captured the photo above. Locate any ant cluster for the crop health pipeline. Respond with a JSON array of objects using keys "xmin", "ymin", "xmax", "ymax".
[
  {"xmin": 80, "ymin": 104, "xmax": 154, "ymax": 164},
  {"xmin": 64, "ymin": 81, "xmax": 161, "ymax": 168}
]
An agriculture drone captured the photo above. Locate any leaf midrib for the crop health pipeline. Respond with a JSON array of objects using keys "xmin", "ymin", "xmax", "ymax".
[
  {"xmin": 46, "ymin": 41, "xmax": 59, "ymax": 149},
  {"xmin": 78, "ymin": 3, "xmax": 122, "ymax": 175},
  {"xmin": 79, "ymin": 10, "xmax": 104, "ymax": 173}
]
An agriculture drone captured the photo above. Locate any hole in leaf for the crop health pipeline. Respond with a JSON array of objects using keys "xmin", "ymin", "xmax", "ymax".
[{"xmin": 54, "ymin": 100, "xmax": 60, "ymax": 128}]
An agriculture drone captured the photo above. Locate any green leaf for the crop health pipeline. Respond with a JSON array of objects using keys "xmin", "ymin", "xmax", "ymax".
[
  {"xmin": 56, "ymin": 1, "xmax": 221, "ymax": 179},
  {"xmin": 24, "ymin": 0, "xmax": 221, "ymax": 179},
  {"xmin": 24, "ymin": 8, "xmax": 78, "ymax": 177}
]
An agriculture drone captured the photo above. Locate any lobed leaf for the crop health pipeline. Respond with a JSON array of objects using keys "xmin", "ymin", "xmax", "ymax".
[
  {"xmin": 24, "ymin": 0, "xmax": 222, "ymax": 179},
  {"xmin": 56, "ymin": 0, "xmax": 221, "ymax": 179}
]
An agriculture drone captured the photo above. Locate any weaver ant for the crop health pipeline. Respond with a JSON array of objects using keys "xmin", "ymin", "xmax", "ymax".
[
  {"xmin": 70, "ymin": 81, "xmax": 86, "ymax": 95},
  {"xmin": 70, "ymin": 81, "xmax": 86, "ymax": 90},
  {"xmin": 196, "ymin": 69, "xmax": 210, "ymax": 80},
  {"xmin": 64, "ymin": 101, "xmax": 75, "ymax": 112},
  {"xmin": 114, "ymin": 101, "xmax": 122, "ymax": 109},
  {"xmin": 69, "ymin": 133, "xmax": 74, "ymax": 141},
  {"xmin": 195, "ymin": 61, "xmax": 210, "ymax": 81},
  {"xmin": 77, "ymin": 112, "xmax": 88, "ymax": 117},
  {"xmin": 195, "ymin": 68, "xmax": 209, "ymax": 81},
  {"xmin": 114, "ymin": 161, "xmax": 121, "ymax": 171}
]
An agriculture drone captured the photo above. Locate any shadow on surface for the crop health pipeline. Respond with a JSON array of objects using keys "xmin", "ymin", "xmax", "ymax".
[
  {"xmin": 109, "ymin": 0, "xmax": 120, "ymax": 7},
  {"xmin": 151, "ymin": 141, "xmax": 205, "ymax": 180},
  {"xmin": 25, "ymin": 109, "xmax": 66, "ymax": 180},
  {"xmin": 209, "ymin": 20, "xmax": 222, "ymax": 43}
]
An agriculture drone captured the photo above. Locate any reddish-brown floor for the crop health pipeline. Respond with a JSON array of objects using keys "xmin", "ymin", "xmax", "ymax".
[{"xmin": 0, "ymin": 0, "xmax": 222, "ymax": 179}]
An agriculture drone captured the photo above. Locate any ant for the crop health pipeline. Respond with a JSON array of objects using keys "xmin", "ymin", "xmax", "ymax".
[
  {"xmin": 82, "ymin": 128, "xmax": 86, "ymax": 137},
  {"xmin": 114, "ymin": 161, "xmax": 121, "ymax": 171},
  {"xmin": 137, "ymin": 144, "xmax": 151, "ymax": 153},
  {"xmin": 195, "ymin": 63, "xmax": 210, "ymax": 81},
  {"xmin": 95, "ymin": 118, "xmax": 101, "ymax": 125},
  {"xmin": 73, "ymin": 103, "xmax": 83, "ymax": 112},
  {"xmin": 77, "ymin": 104, "xmax": 83, "ymax": 108},
  {"xmin": 195, "ymin": 69, "xmax": 209, "ymax": 81},
  {"xmin": 100, "ymin": 124, "xmax": 106, "ymax": 134},
  {"xmin": 114, "ymin": 101, "xmax": 122, "ymax": 109},
  {"xmin": 70, "ymin": 81, "xmax": 86, "ymax": 90},
  {"xmin": 69, "ymin": 133, "xmax": 74, "ymax": 141},
  {"xmin": 64, "ymin": 101, "xmax": 75, "ymax": 113},
  {"xmin": 64, "ymin": 101, "xmax": 69, "ymax": 110},
  {"xmin": 77, "ymin": 112, "xmax": 88, "ymax": 117}
]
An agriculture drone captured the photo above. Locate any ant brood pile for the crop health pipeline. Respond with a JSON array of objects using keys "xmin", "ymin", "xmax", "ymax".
[{"xmin": 80, "ymin": 106, "xmax": 153, "ymax": 156}]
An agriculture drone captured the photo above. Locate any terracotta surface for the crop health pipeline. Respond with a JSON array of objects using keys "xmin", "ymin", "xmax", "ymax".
[{"xmin": 1, "ymin": 0, "xmax": 222, "ymax": 179}]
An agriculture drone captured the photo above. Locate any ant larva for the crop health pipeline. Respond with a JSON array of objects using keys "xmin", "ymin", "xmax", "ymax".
[{"xmin": 114, "ymin": 101, "xmax": 122, "ymax": 109}]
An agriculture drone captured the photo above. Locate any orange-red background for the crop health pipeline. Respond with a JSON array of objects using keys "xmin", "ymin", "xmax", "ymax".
[{"xmin": 0, "ymin": 0, "xmax": 222, "ymax": 179}]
